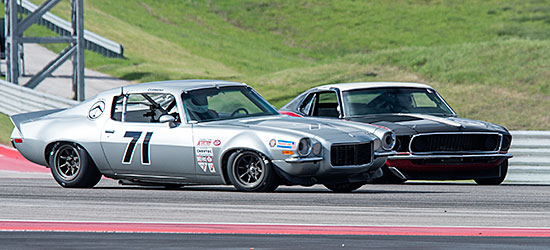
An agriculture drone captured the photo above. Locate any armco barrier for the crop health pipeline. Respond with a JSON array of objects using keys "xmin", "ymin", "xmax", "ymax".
[
  {"xmin": 507, "ymin": 131, "xmax": 550, "ymax": 184},
  {"xmin": 4, "ymin": 0, "xmax": 123, "ymax": 58},
  {"xmin": 0, "ymin": 80, "xmax": 78, "ymax": 116}
]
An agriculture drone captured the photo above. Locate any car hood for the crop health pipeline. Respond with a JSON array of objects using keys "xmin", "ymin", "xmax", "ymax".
[
  {"xmin": 346, "ymin": 113, "xmax": 509, "ymax": 135},
  {"xmin": 207, "ymin": 115, "xmax": 376, "ymax": 142}
]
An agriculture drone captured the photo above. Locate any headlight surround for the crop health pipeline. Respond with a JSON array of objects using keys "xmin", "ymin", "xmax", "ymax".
[
  {"xmin": 381, "ymin": 132, "xmax": 396, "ymax": 151},
  {"xmin": 298, "ymin": 138, "xmax": 312, "ymax": 156}
]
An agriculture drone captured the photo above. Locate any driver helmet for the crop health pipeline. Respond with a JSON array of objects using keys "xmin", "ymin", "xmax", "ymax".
[{"xmin": 185, "ymin": 95, "xmax": 209, "ymax": 113}]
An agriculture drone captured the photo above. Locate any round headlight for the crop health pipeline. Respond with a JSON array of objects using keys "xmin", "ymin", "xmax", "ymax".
[
  {"xmin": 381, "ymin": 132, "xmax": 396, "ymax": 151},
  {"xmin": 312, "ymin": 142, "xmax": 322, "ymax": 156},
  {"xmin": 500, "ymin": 135, "xmax": 511, "ymax": 151},
  {"xmin": 298, "ymin": 138, "xmax": 312, "ymax": 156},
  {"xmin": 485, "ymin": 136, "xmax": 499, "ymax": 151}
]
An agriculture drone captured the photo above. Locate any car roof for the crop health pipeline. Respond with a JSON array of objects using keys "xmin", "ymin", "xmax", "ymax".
[
  {"xmin": 111, "ymin": 80, "xmax": 248, "ymax": 94},
  {"xmin": 315, "ymin": 82, "xmax": 433, "ymax": 91}
]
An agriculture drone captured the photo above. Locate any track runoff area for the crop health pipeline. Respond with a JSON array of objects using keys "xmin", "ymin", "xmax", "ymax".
[{"xmin": 1, "ymin": 144, "xmax": 550, "ymax": 238}]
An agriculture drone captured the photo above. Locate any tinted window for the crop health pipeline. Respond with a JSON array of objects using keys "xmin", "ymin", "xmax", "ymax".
[{"xmin": 342, "ymin": 87, "xmax": 454, "ymax": 116}]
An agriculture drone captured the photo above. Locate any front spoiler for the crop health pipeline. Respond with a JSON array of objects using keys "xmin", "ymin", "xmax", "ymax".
[{"xmin": 389, "ymin": 153, "xmax": 513, "ymax": 160}]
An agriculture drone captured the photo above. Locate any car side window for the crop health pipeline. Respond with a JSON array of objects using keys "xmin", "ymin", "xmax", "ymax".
[
  {"xmin": 299, "ymin": 94, "xmax": 316, "ymax": 115},
  {"xmin": 312, "ymin": 91, "xmax": 340, "ymax": 118},
  {"xmin": 111, "ymin": 93, "xmax": 180, "ymax": 123}
]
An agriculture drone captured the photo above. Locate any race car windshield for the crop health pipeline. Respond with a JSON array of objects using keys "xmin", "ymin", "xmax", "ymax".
[
  {"xmin": 182, "ymin": 86, "xmax": 279, "ymax": 122},
  {"xmin": 342, "ymin": 87, "xmax": 455, "ymax": 117}
]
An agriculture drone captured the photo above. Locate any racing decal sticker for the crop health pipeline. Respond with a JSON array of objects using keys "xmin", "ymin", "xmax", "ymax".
[
  {"xmin": 88, "ymin": 101, "xmax": 105, "ymax": 120},
  {"xmin": 276, "ymin": 140, "xmax": 295, "ymax": 149},
  {"xmin": 269, "ymin": 139, "xmax": 276, "ymax": 147},
  {"xmin": 197, "ymin": 139, "xmax": 212, "ymax": 147},
  {"xmin": 122, "ymin": 131, "xmax": 153, "ymax": 165},
  {"xmin": 208, "ymin": 163, "xmax": 216, "ymax": 173},
  {"xmin": 197, "ymin": 139, "xmax": 222, "ymax": 147},
  {"xmin": 196, "ymin": 147, "xmax": 215, "ymax": 173}
]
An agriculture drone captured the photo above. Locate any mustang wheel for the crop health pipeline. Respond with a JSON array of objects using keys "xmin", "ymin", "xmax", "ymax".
[
  {"xmin": 49, "ymin": 143, "xmax": 102, "ymax": 188},
  {"xmin": 227, "ymin": 151, "xmax": 279, "ymax": 192},
  {"xmin": 324, "ymin": 182, "xmax": 364, "ymax": 193},
  {"xmin": 474, "ymin": 160, "xmax": 508, "ymax": 185}
]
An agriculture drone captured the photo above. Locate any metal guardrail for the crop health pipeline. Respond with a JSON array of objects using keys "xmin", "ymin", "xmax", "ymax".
[
  {"xmin": 10, "ymin": 0, "xmax": 124, "ymax": 58},
  {"xmin": 507, "ymin": 131, "xmax": 550, "ymax": 184},
  {"xmin": 0, "ymin": 79, "xmax": 78, "ymax": 115}
]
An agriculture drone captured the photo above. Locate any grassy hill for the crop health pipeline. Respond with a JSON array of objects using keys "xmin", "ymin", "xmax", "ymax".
[{"xmin": 2, "ymin": 0, "xmax": 549, "ymax": 142}]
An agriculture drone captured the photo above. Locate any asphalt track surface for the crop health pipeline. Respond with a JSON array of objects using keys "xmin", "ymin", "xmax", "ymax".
[{"xmin": 1, "ymin": 146, "xmax": 550, "ymax": 249}]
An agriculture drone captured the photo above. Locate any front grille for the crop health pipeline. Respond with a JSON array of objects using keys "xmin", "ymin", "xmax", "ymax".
[
  {"xmin": 410, "ymin": 134, "xmax": 501, "ymax": 153},
  {"xmin": 331, "ymin": 142, "xmax": 372, "ymax": 166}
]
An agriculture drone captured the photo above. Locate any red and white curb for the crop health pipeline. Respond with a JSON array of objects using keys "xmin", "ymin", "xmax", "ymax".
[{"xmin": 1, "ymin": 221, "xmax": 550, "ymax": 237}]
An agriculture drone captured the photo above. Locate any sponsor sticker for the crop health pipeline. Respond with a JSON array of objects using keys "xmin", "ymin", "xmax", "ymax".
[
  {"xmin": 208, "ymin": 163, "xmax": 216, "ymax": 173},
  {"xmin": 196, "ymin": 147, "xmax": 213, "ymax": 156},
  {"xmin": 197, "ymin": 139, "xmax": 212, "ymax": 147},
  {"xmin": 197, "ymin": 139, "xmax": 222, "ymax": 147},
  {"xmin": 269, "ymin": 139, "xmax": 276, "ymax": 147},
  {"xmin": 276, "ymin": 140, "xmax": 295, "ymax": 149},
  {"xmin": 196, "ymin": 147, "xmax": 215, "ymax": 173},
  {"xmin": 198, "ymin": 162, "xmax": 208, "ymax": 172}
]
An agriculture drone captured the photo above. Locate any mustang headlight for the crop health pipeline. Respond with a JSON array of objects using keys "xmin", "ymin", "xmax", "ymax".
[
  {"xmin": 298, "ymin": 138, "xmax": 312, "ymax": 156},
  {"xmin": 500, "ymin": 135, "xmax": 511, "ymax": 151},
  {"xmin": 381, "ymin": 132, "xmax": 396, "ymax": 151}
]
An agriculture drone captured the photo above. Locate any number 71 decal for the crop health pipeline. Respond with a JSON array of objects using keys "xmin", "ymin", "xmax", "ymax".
[{"xmin": 123, "ymin": 131, "xmax": 153, "ymax": 165}]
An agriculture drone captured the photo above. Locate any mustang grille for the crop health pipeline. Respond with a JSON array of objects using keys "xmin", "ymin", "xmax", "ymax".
[
  {"xmin": 331, "ymin": 143, "xmax": 372, "ymax": 166},
  {"xmin": 410, "ymin": 134, "xmax": 501, "ymax": 153}
]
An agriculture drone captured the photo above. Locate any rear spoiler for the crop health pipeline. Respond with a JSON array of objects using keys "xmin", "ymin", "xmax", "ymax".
[{"xmin": 10, "ymin": 109, "xmax": 65, "ymax": 134}]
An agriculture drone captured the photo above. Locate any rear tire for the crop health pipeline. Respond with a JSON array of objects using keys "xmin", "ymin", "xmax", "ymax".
[
  {"xmin": 474, "ymin": 160, "xmax": 508, "ymax": 185},
  {"xmin": 324, "ymin": 182, "xmax": 363, "ymax": 193},
  {"xmin": 227, "ymin": 150, "xmax": 279, "ymax": 192},
  {"xmin": 49, "ymin": 143, "xmax": 102, "ymax": 188}
]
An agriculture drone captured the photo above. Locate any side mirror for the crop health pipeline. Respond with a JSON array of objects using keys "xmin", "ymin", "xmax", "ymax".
[{"xmin": 159, "ymin": 114, "xmax": 176, "ymax": 128}]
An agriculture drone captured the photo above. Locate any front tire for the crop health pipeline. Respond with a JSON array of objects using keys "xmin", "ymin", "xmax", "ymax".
[
  {"xmin": 474, "ymin": 160, "xmax": 508, "ymax": 185},
  {"xmin": 49, "ymin": 143, "xmax": 102, "ymax": 188},
  {"xmin": 227, "ymin": 150, "xmax": 279, "ymax": 192},
  {"xmin": 324, "ymin": 182, "xmax": 363, "ymax": 193}
]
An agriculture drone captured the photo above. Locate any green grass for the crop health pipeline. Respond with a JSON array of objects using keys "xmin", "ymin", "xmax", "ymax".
[
  {"xmin": 2, "ymin": 0, "xmax": 550, "ymax": 145},
  {"xmin": 0, "ymin": 113, "xmax": 14, "ymax": 146}
]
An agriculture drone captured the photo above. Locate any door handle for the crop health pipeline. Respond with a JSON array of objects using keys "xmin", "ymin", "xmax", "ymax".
[{"xmin": 105, "ymin": 130, "xmax": 115, "ymax": 134}]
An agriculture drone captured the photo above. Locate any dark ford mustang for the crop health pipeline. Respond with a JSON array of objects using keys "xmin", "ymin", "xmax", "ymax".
[{"xmin": 280, "ymin": 82, "xmax": 512, "ymax": 185}]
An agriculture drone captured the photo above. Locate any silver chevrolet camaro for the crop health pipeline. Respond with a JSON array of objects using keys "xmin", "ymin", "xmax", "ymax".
[{"xmin": 10, "ymin": 80, "xmax": 395, "ymax": 192}]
